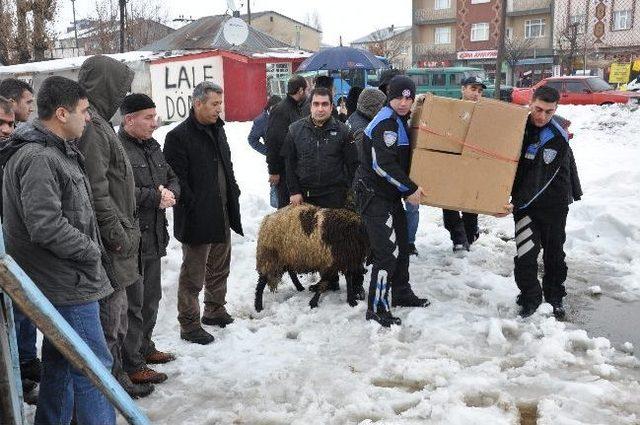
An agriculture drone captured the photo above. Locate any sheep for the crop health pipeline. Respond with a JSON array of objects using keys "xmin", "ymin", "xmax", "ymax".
[{"xmin": 254, "ymin": 204, "xmax": 368, "ymax": 312}]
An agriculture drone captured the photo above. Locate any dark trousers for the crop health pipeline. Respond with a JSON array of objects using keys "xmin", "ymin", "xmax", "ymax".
[
  {"xmin": 123, "ymin": 257, "xmax": 162, "ymax": 373},
  {"xmin": 443, "ymin": 209, "xmax": 479, "ymax": 245},
  {"xmin": 513, "ymin": 207, "xmax": 568, "ymax": 304},
  {"xmin": 99, "ymin": 289, "xmax": 128, "ymax": 381},
  {"xmin": 13, "ymin": 308, "xmax": 37, "ymax": 363},
  {"xmin": 359, "ymin": 194, "xmax": 412, "ymax": 312},
  {"xmin": 177, "ymin": 237, "xmax": 231, "ymax": 333},
  {"xmin": 276, "ymin": 170, "xmax": 290, "ymax": 209}
]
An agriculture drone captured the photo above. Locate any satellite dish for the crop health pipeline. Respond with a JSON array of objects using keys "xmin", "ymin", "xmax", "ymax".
[{"xmin": 223, "ymin": 17, "xmax": 249, "ymax": 46}]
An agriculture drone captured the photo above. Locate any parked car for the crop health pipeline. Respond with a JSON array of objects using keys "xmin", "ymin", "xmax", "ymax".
[
  {"xmin": 406, "ymin": 67, "xmax": 512, "ymax": 102},
  {"xmin": 626, "ymin": 76, "xmax": 640, "ymax": 92},
  {"xmin": 511, "ymin": 76, "xmax": 640, "ymax": 106}
]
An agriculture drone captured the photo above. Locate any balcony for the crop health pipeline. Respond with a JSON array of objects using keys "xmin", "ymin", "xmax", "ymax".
[
  {"xmin": 507, "ymin": 0, "xmax": 552, "ymax": 16},
  {"xmin": 414, "ymin": 8, "xmax": 457, "ymax": 25}
]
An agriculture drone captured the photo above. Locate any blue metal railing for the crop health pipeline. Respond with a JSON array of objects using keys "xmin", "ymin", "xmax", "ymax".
[{"xmin": 0, "ymin": 226, "xmax": 150, "ymax": 425}]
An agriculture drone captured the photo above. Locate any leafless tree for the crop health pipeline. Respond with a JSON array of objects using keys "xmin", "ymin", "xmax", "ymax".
[
  {"xmin": 364, "ymin": 27, "xmax": 411, "ymax": 69},
  {"xmin": 0, "ymin": 0, "xmax": 15, "ymax": 64},
  {"xmin": 504, "ymin": 36, "xmax": 536, "ymax": 84},
  {"xmin": 555, "ymin": 22, "xmax": 581, "ymax": 74},
  {"xmin": 413, "ymin": 44, "xmax": 454, "ymax": 66},
  {"xmin": 15, "ymin": 0, "xmax": 32, "ymax": 63},
  {"xmin": 304, "ymin": 10, "xmax": 322, "ymax": 31},
  {"xmin": 32, "ymin": 0, "xmax": 57, "ymax": 61}
]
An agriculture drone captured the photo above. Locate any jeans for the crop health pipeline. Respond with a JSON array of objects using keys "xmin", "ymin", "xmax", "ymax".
[
  {"xmin": 13, "ymin": 307, "xmax": 37, "ymax": 363},
  {"xmin": 405, "ymin": 202, "xmax": 420, "ymax": 245},
  {"xmin": 35, "ymin": 301, "xmax": 116, "ymax": 425}
]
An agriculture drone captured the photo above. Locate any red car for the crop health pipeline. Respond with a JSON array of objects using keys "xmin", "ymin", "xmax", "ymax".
[{"xmin": 512, "ymin": 76, "xmax": 640, "ymax": 106}]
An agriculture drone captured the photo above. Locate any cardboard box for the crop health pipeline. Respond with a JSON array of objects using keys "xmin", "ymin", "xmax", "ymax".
[{"xmin": 409, "ymin": 94, "xmax": 528, "ymax": 215}]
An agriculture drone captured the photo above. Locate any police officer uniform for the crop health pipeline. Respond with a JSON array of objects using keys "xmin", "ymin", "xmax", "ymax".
[
  {"xmin": 511, "ymin": 115, "xmax": 577, "ymax": 318},
  {"xmin": 353, "ymin": 76, "xmax": 429, "ymax": 327}
]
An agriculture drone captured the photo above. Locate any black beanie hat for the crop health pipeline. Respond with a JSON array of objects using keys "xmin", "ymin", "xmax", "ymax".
[
  {"xmin": 386, "ymin": 75, "xmax": 416, "ymax": 101},
  {"xmin": 120, "ymin": 93, "xmax": 156, "ymax": 115}
]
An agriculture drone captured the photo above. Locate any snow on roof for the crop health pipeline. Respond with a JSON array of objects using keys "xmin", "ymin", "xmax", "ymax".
[
  {"xmin": 0, "ymin": 51, "xmax": 161, "ymax": 74},
  {"xmin": 350, "ymin": 25, "xmax": 411, "ymax": 45}
]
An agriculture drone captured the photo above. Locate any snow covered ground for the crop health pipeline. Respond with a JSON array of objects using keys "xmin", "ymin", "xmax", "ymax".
[
  {"xmin": 24, "ymin": 104, "xmax": 640, "ymax": 424},
  {"xmin": 118, "ymin": 104, "xmax": 639, "ymax": 425}
]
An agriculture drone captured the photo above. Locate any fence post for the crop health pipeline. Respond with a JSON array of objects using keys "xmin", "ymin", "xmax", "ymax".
[{"xmin": 0, "ymin": 291, "xmax": 25, "ymax": 425}]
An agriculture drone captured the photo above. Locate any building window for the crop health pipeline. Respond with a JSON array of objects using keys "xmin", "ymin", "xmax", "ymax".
[
  {"xmin": 470, "ymin": 23, "xmax": 490, "ymax": 41},
  {"xmin": 613, "ymin": 10, "xmax": 632, "ymax": 30},
  {"xmin": 432, "ymin": 74, "xmax": 447, "ymax": 86},
  {"xmin": 471, "ymin": 0, "xmax": 490, "ymax": 4},
  {"xmin": 435, "ymin": 0, "xmax": 451, "ymax": 9},
  {"xmin": 525, "ymin": 19, "xmax": 546, "ymax": 38},
  {"xmin": 435, "ymin": 27, "xmax": 451, "ymax": 44},
  {"xmin": 506, "ymin": 27, "xmax": 513, "ymax": 40},
  {"xmin": 266, "ymin": 62, "xmax": 292, "ymax": 96},
  {"xmin": 570, "ymin": 14, "xmax": 586, "ymax": 34}
]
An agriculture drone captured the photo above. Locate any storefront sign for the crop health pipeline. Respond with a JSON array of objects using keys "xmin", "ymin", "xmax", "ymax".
[
  {"xmin": 456, "ymin": 50, "xmax": 498, "ymax": 60},
  {"xmin": 609, "ymin": 63, "xmax": 632, "ymax": 84},
  {"xmin": 149, "ymin": 55, "xmax": 225, "ymax": 122}
]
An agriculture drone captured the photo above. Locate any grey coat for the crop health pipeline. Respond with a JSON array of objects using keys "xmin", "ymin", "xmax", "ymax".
[
  {"xmin": 0, "ymin": 121, "xmax": 113, "ymax": 306},
  {"xmin": 78, "ymin": 55, "xmax": 140, "ymax": 291}
]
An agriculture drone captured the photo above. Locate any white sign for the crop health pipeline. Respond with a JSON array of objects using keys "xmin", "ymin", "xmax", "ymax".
[
  {"xmin": 150, "ymin": 55, "xmax": 225, "ymax": 122},
  {"xmin": 456, "ymin": 50, "xmax": 498, "ymax": 60}
]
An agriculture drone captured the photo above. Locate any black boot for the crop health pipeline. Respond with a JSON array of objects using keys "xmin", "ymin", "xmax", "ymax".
[
  {"xmin": 408, "ymin": 243, "xmax": 418, "ymax": 256},
  {"xmin": 548, "ymin": 299, "xmax": 566, "ymax": 320},
  {"xmin": 366, "ymin": 310, "xmax": 402, "ymax": 327},
  {"xmin": 392, "ymin": 289, "xmax": 430, "ymax": 308},
  {"xmin": 519, "ymin": 299, "xmax": 541, "ymax": 318}
]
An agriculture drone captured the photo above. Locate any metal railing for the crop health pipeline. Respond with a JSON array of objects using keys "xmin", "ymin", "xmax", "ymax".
[{"xmin": 0, "ymin": 227, "xmax": 151, "ymax": 425}]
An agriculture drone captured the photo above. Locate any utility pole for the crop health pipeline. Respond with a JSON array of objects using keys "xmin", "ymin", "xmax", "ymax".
[
  {"xmin": 247, "ymin": 0, "xmax": 251, "ymax": 24},
  {"xmin": 119, "ymin": 0, "xmax": 126, "ymax": 53},
  {"xmin": 494, "ymin": 0, "xmax": 508, "ymax": 99},
  {"xmin": 71, "ymin": 0, "xmax": 79, "ymax": 54}
]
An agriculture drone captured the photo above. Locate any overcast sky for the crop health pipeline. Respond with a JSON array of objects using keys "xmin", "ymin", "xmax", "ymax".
[{"xmin": 54, "ymin": 0, "xmax": 412, "ymax": 47}]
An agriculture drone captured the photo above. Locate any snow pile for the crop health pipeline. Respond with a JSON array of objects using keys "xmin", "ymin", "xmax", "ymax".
[{"xmin": 24, "ymin": 105, "xmax": 640, "ymax": 424}]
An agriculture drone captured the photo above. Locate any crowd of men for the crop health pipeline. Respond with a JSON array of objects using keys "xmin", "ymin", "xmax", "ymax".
[{"xmin": 0, "ymin": 53, "xmax": 579, "ymax": 423}]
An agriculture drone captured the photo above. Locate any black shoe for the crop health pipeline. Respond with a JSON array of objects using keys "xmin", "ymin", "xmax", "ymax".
[
  {"xmin": 468, "ymin": 232, "xmax": 480, "ymax": 246},
  {"xmin": 119, "ymin": 374, "xmax": 154, "ymax": 399},
  {"xmin": 392, "ymin": 291, "xmax": 431, "ymax": 308},
  {"xmin": 202, "ymin": 312, "xmax": 234, "ymax": 328},
  {"xmin": 366, "ymin": 310, "xmax": 402, "ymax": 327},
  {"xmin": 23, "ymin": 383, "xmax": 38, "ymax": 405},
  {"xmin": 22, "ymin": 378, "xmax": 37, "ymax": 394},
  {"xmin": 519, "ymin": 300, "xmax": 541, "ymax": 318},
  {"xmin": 20, "ymin": 358, "xmax": 42, "ymax": 383},
  {"xmin": 408, "ymin": 243, "xmax": 419, "ymax": 256},
  {"xmin": 354, "ymin": 284, "xmax": 366, "ymax": 301},
  {"xmin": 515, "ymin": 293, "xmax": 524, "ymax": 306},
  {"xmin": 181, "ymin": 327, "xmax": 215, "ymax": 345},
  {"xmin": 453, "ymin": 242, "xmax": 470, "ymax": 252},
  {"xmin": 549, "ymin": 300, "xmax": 566, "ymax": 320}
]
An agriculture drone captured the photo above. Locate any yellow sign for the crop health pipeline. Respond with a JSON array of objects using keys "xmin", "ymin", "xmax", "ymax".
[
  {"xmin": 633, "ymin": 60, "xmax": 640, "ymax": 72},
  {"xmin": 609, "ymin": 63, "xmax": 632, "ymax": 84}
]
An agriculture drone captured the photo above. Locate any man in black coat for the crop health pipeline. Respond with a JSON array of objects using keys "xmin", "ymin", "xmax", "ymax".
[
  {"xmin": 265, "ymin": 75, "xmax": 307, "ymax": 208},
  {"xmin": 164, "ymin": 82, "xmax": 243, "ymax": 345},
  {"xmin": 119, "ymin": 94, "xmax": 179, "ymax": 387}
]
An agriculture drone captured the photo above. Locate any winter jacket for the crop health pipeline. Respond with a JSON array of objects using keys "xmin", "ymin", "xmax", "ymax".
[
  {"xmin": 119, "ymin": 128, "xmax": 180, "ymax": 260},
  {"xmin": 0, "ymin": 121, "xmax": 113, "ymax": 305},
  {"xmin": 247, "ymin": 111, "xmax": 269, "ymax": 155},
  {"xmin": 164, "ymin": 111, "xmax": 243, "ymax": 244},
  {"xmin": 511, "ymin": 117, "xmax": 572, "ymax": 210},
  {"xmin": 78, "ymin": 55, "xmax": 140, "ymax": 291},
  {"xmin": 355, "ymin": 106, "xmax": 418, "ymax": 201},
  {"xmin": 284, "ymin": 116, "xmax": 357, "ymax": 197},
  {"xmin": 265, "ymin": 95, "xmax": 305, "ymax": 175},
  {"xmin": 347, "ymin": 110, "xmax": 374, "ymax": 164}
]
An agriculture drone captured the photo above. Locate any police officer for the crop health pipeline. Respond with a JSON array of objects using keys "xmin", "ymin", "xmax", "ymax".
[
  {"xmin": 442, "ymin": 76, "xmax": 485, "ymax": 252},
  {"xmin": 354, "ymin": 76, "xmax": 430, "ymax": 327},
  {"xmin": 507, "ymin": 85, "xmax": 576, "ymax": 319}
]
